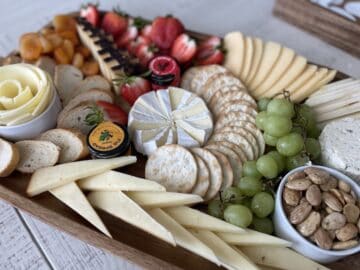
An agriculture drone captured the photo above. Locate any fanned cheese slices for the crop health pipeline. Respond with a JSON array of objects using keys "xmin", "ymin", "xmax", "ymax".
[
  {"xmin": 128, "ymin": 87, "xmax": 213, "ymax": 155},
  {"xmin": 223, "ymin": 31, "xmax": 337, "ymax": 102}
]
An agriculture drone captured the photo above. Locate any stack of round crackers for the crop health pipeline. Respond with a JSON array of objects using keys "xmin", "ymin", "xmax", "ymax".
[{"xmin": 145, "ymin": 65, "xmax": 265, "ymax": 201}]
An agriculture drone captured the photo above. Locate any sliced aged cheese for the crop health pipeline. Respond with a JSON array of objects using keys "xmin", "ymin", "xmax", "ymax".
[
  {"xmin": 223, "ymin": 32, "xmax": 245, "ymax": 77},
  {"xmin": 246, "ymin": 38, "xmax": 264, "ymax": 84},
  {"xmin": 240, "ymin": 246, "xmax": 329, "ymax": 270},
  {"xmin": 313, "ymin": 69, "xmax": 336, "ymax": 90},
  {"xmin": 316, "ymin": 102, "xmax": 360, "ymax": 122},
  {"xmin": 87, "ymin": 191, "xmax": 176, "ymax": 245},
  {"xmin": 248, "ymin": 42, "xmax": 282, "ymax": 91},
  {"xmin": 309, "ymin": 78, "xmax": 355, "ymax": 97},
  {"xmin": 253, "ymin": 47, "xmax": 295, "ymax": 97},
  {"xmin": 165, "ymin": 206, "xmax": 245, "ymax": 233},
  {"xmin": 149, "ymin": 209, "xmax": 220, "ymax": 265},
  {"xmin": 77, "ymin": 170, "xmax": 165, "ymax": 192},
  {"xmin": 239, "ymin": 37, "xmax": 254, "ymax": 82},
  {"xmin": 262, "ymin": 56, "xmax": 307, "ymax": 98},
  {"xmin": 217, "ymin": 230, "xmax": 291, "ymax": 247},
  {"xmin": 285, "ymin": 64, "xmax": 318, "ymax": 95},
  {"xmin": 27, "ymin": 156, "xmax": 137, "ymax": 196},
  {"xmin": 50, "ymin": 182, "xmax": 111, "ymax": 237},
  {"xmin": 190, "ymin": 229, "xmax": 259, "ymax": 270},
  {"xmin": 311, "ymin": 92, "xmax": 360, "ymax": 115},
  {"xmin": 127, "ymin": 191, "xmax": 202, "ymax": 208}
]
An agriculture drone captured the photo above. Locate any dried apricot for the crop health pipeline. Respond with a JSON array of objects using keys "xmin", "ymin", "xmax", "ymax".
[
  {"xmin": 76, "ymin": 45, "xmax": 91, "ymax": 59},
  {"xmin": 54, "ymin": 47, "xmax": 70, "ymax": 64},
  {"xmin": 53, "ymin": 15, "xmax": 76, "ymax": 31},
  {"xmin": 58, "ymin": 30, "xmax": 79, "ymax": 46},
  {"xmin": 45, "ymin": 33, "xmax": 63, "ymax": 48},
  {"xmin": 72, "ymin": 53, "xmax": 84, "ymax": 68},
  {"xmin": 39, "ymin": 35, "xmax": 53, "ymax": 54},
  {"xmin": 62, "ymin": 39, "xmax": 74, "ymax": 60},
  {"xmin": 19, "ymin": 33, "xmax": 42, "ymax": 61},
  {"xmin": 81, "ymin": 60, "xmax": 99, "ymax": 76}
]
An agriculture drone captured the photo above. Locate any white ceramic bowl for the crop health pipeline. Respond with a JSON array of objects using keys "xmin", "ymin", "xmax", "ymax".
[
  {"xmin": 274, "ymin": 165, "xmax": 360, "ymax": 263},
  {"xmin": 0, "ymin": 90, "xmax": 62, "ymax": 141}
]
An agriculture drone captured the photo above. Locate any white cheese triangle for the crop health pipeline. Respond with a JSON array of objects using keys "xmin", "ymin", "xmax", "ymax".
[
  {"xmin": 50, "ymin": 182, "xmax": 111, "ymax": 237},
  {"xmin": 156, "ymin": 89, "xmax": 172, "ymax": 118},
  {"xmin": 176, "ymin": 119, "xmax": 211, "ymax": 144},
  {"xmin": 176, "ymin": 126, "xmax": 201, "ymax": 147},
  {"xmin": 134, "ymin": 91, "xmax": 168, "ymax": 119},
  {"xmin": 87, "ymin": 191, "xmax": 176, "ymax": 245}
]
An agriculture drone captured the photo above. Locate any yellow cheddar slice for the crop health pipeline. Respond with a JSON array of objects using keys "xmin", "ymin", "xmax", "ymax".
[
  {"xmin": 50, "ymin": 182, "xmax": 111, "ymax": 237},
  {"xmin": 248, "ymin": 42, "xmax": 282, "ymax": 91},
  {"xmin": 253, "ymin": 47, "xmax": 295, "ymax": 97},
  {"xmin": 239, "ymin": 37, "xmax": 254, "ymax": 83},
  {"xmin": 224, "ymin": 32, "xmax": 245, "ymax": 77},
  {"xmin": 246, "ymin": 38, "xmax": 264, "ymax": 85},
  {"xmin": 285, "ymin": 64, "xmax": 317, "ymax": 95},
  {"xmin": 148, "ymin": 209, "xmax": 220, "ymax": 265},
  {"xmin": 261, "ymin": 56, "xmax": 307, "ymax": 98},
  {"xmin": 312, "ymin": 69, "xmax": 337, "ymax": 92},
  {"xmin": 88, "ymin": 191, "xmax": 176, "ymax": 245}
]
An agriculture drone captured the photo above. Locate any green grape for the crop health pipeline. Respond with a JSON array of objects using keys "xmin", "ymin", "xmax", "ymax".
[
  {"xmin": 267, "ymin": 150, "xmax": 285, "ymax": 173},
  {"xmin": 251, "ymin": 192, "xmax": 275, "ymax": 218},
  {"xmin": 297, "ymin": 104, "xmax": 315, "ymax": 122},
  {"xmin": 305, "ymin": 138, "xmax": 321, "ymax": 160},
  {"xmin": 256, "ymin": 155, "xmax": 278, "ymax": 179},
  {"xmin": 306, "ymin": 120, "xmax": 321, "ymax": 139},
  {"xmin": 221, "ymin": 187, "xmax": 245, "ymax": 204},
  {"xmin": 252, "ymin": 217, "xmax": 274, "ymax": 234},
  {"xmin": 291, "ymin": 125, "xmax": 304, "ymax": 135},
  {"xmin": 224, "ymin": 204, "xmax": 253, "ymax": 228},
  {"xmin": 267, "ymin": 99, "xmax": 295, "ymax": 118},
  {"xmin": 208, "ymin": 200, "xmax": 224, "ymax": 219},
  {"xmin": 238, "ymin": 176, "xmax": 263, "ymax": 196},
  {"xmin": 263, "ymin": 115, "xmax": 292, "ymax": 137},
  {"xmin": 256, "ymin": 111, "xmax": 268, "ymax": 130},
  {"xmin": 242, "ymin": 197, "xmax": 252, "ymax": 208},
  {"xmin": 286, "ymin": 153, "xmax": 310, "ymax": 171},
  {"xmin": 294, "ymin": 104, "xmax": 318, "ymax": 137},
  {"xmin": 263, "ymin": 133, "xmax": 279, "ymax": 146},
  {"xmin": 257, "ymin": 98, "xmax": 271, "ymax": 111},
  {"xmin": 276, "ymin": 133, "xmax": 304, "ymax": 156},
  {"xmin": 242, "ymin": 160, "xmax": 262, "ymax": 179}
]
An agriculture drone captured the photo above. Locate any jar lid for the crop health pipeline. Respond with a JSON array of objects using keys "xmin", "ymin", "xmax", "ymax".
[{"xmin": 87, "ymin": 121, "xmax": 130, "ymax": 158}]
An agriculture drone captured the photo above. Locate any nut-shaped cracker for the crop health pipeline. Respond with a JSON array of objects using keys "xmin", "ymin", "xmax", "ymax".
[
  {"xmin": 289, "ymin": 201, "xmax": 312, "ymax": 224},
  {"xmin": 322, "ymin": 212, "xmax": 346, "ymax": 230},
  {"xmin": 314, "ymin": 228, "xmax": 333, "ymax": 250},
  {"xmin": 283, "ymin": 187, "xmax": 302, "ymax": 206},
  {"xmin": 306, "ymin": 185, "xmax": 322, "ymax": 206},
  {"xmin": 286, "ymin": 178, "xmax": 312, "ymax": 191},
  {"xmin": 335, "ymin": 223, "xmax": 358, "ymax": 242},
  {"xmin": 343, "ymin": 203, "xmax": 360, "ymax": 223},
  {"xmin": 304, "ymin": 167, "xmax": 329, "ymax": 185},
  {"xmin": 296, "ymin": 211, "xmax": 321, "ymax": 237},
  {"xmin": 145, "ymin": 145, "xmax": 197, "ymax": 193}
]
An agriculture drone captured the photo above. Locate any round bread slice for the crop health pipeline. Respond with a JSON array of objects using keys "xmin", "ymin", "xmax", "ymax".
[
  {"xmin": 0, "ymin": 139, "xmax": 20, "ymax": 177},
  {"xmin": 57, "ymin": 89, "xmax": 114, "ymax": 125},
  {"xmin": 39, "ymin": 128, "xmax": 89, "ymax": 163},
  {"xmin": 190, "ymin": 148, "xmax": 223, "ymax": 201},
  {"xmin": 213, "ymin": 126, "xmax": 259, "ymax": 159},
  {"xmin": 221, "ymin": 123, "xmax": 265, "ymax": 155},
  {"xmin": 190, "ymin": 65, "xmax": 227, "ymax": 95},
  {"xmin": 209, "ymin": 132, "xmax": 254, "ymax": 161},
  {"xmin": 205, "ymin": 142, "xmax": 242, "ymax": 183},
  {"xmin": 57, "ymin": 103, "xmax": 94, "ymax": 135},
  {"xmin": 201, "ymin": 73, "xmax": 245, "ymax": 102},
  {"xmin": 208, "ymin": 149, "xmax": 234, "ymax": 190},
  {"xmin": 181, "ymin": 66, "xmax": 200, "ymax": 90},
  {"xmin": 215, "ymin": 112, "xmax": 256, "ymax": 130},
  {"xmin": 145, "ymin": 144, "xmax": 197, "ymax": 193},
  {"xmin": 15, "ymin": 140, "xmax": 60, "ymax": 173},
  {"xmin": 209, "ymin": 90, "xmax": 257, "ymax": 112},
  {"xmin": 218, "ymin": 102, "xmax": 258, "ymax": 119},
  {"xmin": 191, "ymin": 155, "xmax": 210, "ymax": 197}
]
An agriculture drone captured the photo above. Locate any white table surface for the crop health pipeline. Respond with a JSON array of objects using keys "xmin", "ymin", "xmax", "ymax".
[{"xmin": 0, "ymin": 0, "xmax": 359, "ymax": 269}]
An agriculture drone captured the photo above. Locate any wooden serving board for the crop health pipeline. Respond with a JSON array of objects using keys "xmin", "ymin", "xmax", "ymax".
[{"xmin": 0, "ymin": 12, "xmax": 359, "ymax": 270}]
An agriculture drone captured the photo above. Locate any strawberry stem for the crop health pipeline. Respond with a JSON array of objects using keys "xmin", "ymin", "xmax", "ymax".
[
  {"xmin": 132, "ymin": 16, "xmax": 149, "ymax": 29},
  {"xmin": 85, "ymin": 105, "xmax": 104, "ymax": 126}
]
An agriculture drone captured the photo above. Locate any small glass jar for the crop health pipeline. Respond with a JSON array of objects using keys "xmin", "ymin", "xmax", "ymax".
[{"xmin": 87, "ymin": 121, "xmax": 131, "ymax": 159}]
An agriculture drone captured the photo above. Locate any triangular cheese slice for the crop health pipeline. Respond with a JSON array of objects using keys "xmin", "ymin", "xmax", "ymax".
[
  {"xmin": 240, "ymin": 246, "xmax": 329, "ymax": 270},
  {"xmin": 87, "ymin": 191, "xmax": 176, "ymax": 245},
  {"xmin": 78, "ymin": 170, "xmax": 165, "ymax": 192},
  {"xmin": 27, "ymin": 156, "xmax": 137, "ymax": 196},
  {"xmin": 148, "ymin": 208, "xmax": 220, "ymax": 266},
  {"xmin": 189, "ymin": 229, "xmax": 259, "ymax": 270},
  {"xmin": 126, "ymin": 191, "xmax": 202, "ymax": 208},
  {"xmin": 165, "ymin": 206, "xmax": 244, "ymax": 233},
  {"xmin": 217, "ymin": 230, "xmax": 291, "ymax": 247},
  {"xmin": 50, "ymin": 182, "xmax": 111, "ymax": 237}
]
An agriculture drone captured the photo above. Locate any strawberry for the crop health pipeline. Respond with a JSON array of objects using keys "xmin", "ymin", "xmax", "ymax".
[
  {"xmin": 150, "ymin": 16, "xmax": 185, "ymax": 50},
  {"xmin": 80, "ymin": 3, "xmax": 100, "ymax": 26},
  {"xmin": 170, "ymin": 34, "xmax": 197, "ymax": 64},
  {"xmin": 149, "ymin": 56, "xmax": 180, "ymax": 90},
  {"xmin": 101, "ymin": 11, "xmax": 128, "ymax": 38},
  {"xmin": 195, "ymin": 36, "xmax": 224, "ymax": 65},
  {"xmin": 135, "ymin": 43, "xmax": 157, "ymax": 67},
  {"xmin": 113, "ymin": 75, "xmax": 152, "ymax": 105},
  {"xmin": 116, "ymin": 25, "xmax": 138, "ymax": 48},
  {"xmin": 141, "ymin": 24, "xmax": 152, "ymax": 38},
  {"xmin": 127, "ymin": 35, "xmax": 151, "ymax": 55},
  {"xmin": 85, "ymin": 101, "xmax": 128, "ymax": 126}
]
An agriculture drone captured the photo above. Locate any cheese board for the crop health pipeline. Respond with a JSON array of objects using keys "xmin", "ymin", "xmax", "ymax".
[{"xmin": 0, "ymin": 6, "xmax": 359, "ymax": 270}]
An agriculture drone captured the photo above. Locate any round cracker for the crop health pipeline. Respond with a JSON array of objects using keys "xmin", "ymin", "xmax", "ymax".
[
  {"xmin": 181, "ymin": 66, "xmax": 200, "ymax": 91},
  {"xmin": 218, "ymin": 101, "xmax": 258, "ymax": 118},
  {"xmin": 190, "ymin": 148, "xmax": 223, "ymax": 201},
  {"xmin": 191, "ymin": 155, "xmax": 210, "ymax": 197},
  {"xmin": 208, "ymin": 149, "xmax": 234, "ymax": 190},
  {"xmin": 201, "ymin": 73, "xmax": 244, "ymax": 102},
  {"xmin": 209, "ymin": 90, "xmax": 257, "ymax": 112},
  {"xmin": 215, "ymin": 112, "xmax": 256, "ymax": 130},
  {"xmin": 145, "ymin": 144, "xmax": 197, "ymax": 193},
  {"xmin": 190, "ymin": 65, "xmax": 227, "ymax": 95},
  {"xmin": 214, "ymin": 126, "xmax": 259, "ymax": 159},
  {"xmin": 221, "ymin": 123, "xmax": 265, "ymax": 155},
  {"xmin": 209, "ymin": 132, "xmax": 254, "ymax": 160}
]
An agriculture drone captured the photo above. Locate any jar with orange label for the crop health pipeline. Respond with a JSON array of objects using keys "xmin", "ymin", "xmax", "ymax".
[{"xmin": 87, "ymin": 121, "xmax": 131, "ymax": 159}]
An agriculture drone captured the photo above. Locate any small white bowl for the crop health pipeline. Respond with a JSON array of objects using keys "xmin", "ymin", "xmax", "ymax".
[
  {"xmin": 274, "ymin": 165, "xmax": 360, "ymax": 263},
  {"xmin": 0, "ymin": 90, "xmax": 62, "ymax": 141}
]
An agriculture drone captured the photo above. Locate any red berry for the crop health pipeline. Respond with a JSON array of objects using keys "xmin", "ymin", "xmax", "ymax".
[
  {"xmin": 170, "ymin": 33, "xmax": 197, "ymax": 64},
  {"xmin": 80, "ymin": 4, "xmax": 100, "ymax": 26},
  {"xmin": 135, "ymin": 44, "xmax": 157, "ymax": 67},
  {"xmin": 141, "ymin": 24, "xmax": 152, "ymax": 38},
  {"xmin": 96, "ymin": 101, "xmax": 128, "ymax": 125},
  {"xmin": 101, "ymin": 12, "xmax": 128, "ymax": 38},
  {"xmin": 150, "ymin": 16, "xmax": 184, "ymax": 50},
  {"xmin": 116, "ymin": 25, "xmax": 138, "ymax": 48},
  {"xmin": 195, "ymin": 36, "xmax": 224, "ymax": 65},
  {"xmin": 114, "ymin": 76, "xmax": 152, "ymax": 105}
]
